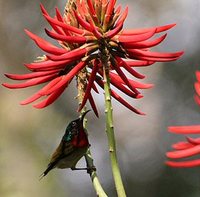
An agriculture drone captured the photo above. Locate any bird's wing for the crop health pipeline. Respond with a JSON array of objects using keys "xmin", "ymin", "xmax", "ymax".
[{"xmin": 40, "ymin": 141, "xmax": 75, "ymax": 179}]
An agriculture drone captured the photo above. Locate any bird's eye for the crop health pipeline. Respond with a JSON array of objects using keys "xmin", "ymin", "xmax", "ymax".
[{"xmin": 72, "ymin": 122, "xmax": 77, "ymax": 127}]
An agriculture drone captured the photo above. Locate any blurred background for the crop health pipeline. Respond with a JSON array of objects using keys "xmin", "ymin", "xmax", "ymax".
[{"xmin": 1, "ymin": 0, "xmax": 200, "ymax": 196}]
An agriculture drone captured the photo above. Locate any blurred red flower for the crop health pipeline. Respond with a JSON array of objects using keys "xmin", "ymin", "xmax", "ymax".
[
  {"xmin": 166, "ymin": 71, "xmax": 200, "ymax": 167},
  {"xmin": 3, "ymin": 0, "xmax": 183, "ymax": 116}
]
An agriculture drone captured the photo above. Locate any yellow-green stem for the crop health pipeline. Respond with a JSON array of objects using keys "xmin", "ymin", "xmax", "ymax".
[{"xmin": 103, "ymin": 63, "xmax": 126, "ymax": 197}]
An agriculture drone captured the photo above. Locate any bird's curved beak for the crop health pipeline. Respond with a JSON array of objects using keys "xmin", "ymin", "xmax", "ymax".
[{"xmin": 80, "ymin": 110, "xmax": 91, "ymax": 122}]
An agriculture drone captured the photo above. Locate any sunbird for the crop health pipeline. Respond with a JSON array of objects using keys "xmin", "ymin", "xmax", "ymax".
[{"xmin": 40, "ymin": 110, "xmax": 91, "ymax": 179}]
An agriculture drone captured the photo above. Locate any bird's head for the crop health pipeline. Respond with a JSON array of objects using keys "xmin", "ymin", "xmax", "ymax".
[{"xmin": 63, "ymin": 110, "xmax": 91, "ymax": 143}]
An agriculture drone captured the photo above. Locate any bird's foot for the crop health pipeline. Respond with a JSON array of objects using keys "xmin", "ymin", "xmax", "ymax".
[
  {"xmin": 71, "ymin": 166, "xmax": 96, "ymax": 174},
  {"xmin": 87, "ymin": 165, "xmax": 96, "ymax": 174}
]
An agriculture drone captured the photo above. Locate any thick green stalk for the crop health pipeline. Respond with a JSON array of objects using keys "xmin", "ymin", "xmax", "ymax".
[
  {"xmin": 84, "ymin": 149, "xmax": 108, "ymax": 197},
  {"xmin": 77, "ymin": 70, "xmax": 108, "ymax": 197},
  {"xmin": 103, "ymin": 61, "xmax": 126, "ymax": 197}
]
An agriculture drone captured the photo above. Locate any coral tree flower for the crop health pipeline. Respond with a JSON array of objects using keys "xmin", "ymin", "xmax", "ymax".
[
  {"xmin": 3, "ymin": 0, "xmax": 183, "ymax": 116},
  {"xmin": 166, "ymin": 71, "xmax": 200, "ymax": 167}
]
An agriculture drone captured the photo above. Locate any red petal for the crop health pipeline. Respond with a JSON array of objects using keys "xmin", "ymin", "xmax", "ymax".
[
  {"xmin": 122, "ymin": 33, "xmax": 167, "ymax": 49},
  {"xmin": 87, "ymin": 0, "xmax": 99, "ymax": 24},
  {"xmin": 4, "ymin": 70, "xmax": 59, "ymax": 80},
  {"xmin": 125, "ymin": 60, "xmax": 155, "ymax": 67},
  {"xmin": 112, "ymin": 59, "xmax": 140, "ymax": 94},
  {"xmin": 115, "ymin": 29, "xmax": 156, "ymax": 43},
  {"xmin": 121, "ymin": 23, "xmax": 176, "ymax": 35},
  {"xmin": 88, "ymin": 93, "xmax": 99, "ymax": 117},
  {"xmin": 115, "ymin": 6, "xmax": 128, "ymax": 27},
  {"xmin": 47, "ymin": 47, "xmax": 87, "ymax": 61},
  {"xmin": 194, "ymin": 94, "xmax": 200, "ymax": 106},
  {"xmin": 115, "ymin": 57, "xmax": 145, "ymax": 79},
  {"xmin": 25, "ymin": 29, "xmax": 66, "ymax": 55},
  {"xmin": 43, "ymin": 13, "xmax": 84, "ymax": 35},
  {"xmin": 128, "ymin": 49, "xmax": 184, "ymax": 59},
  {"xmin": 172, "ymin": 141, "xmax": 194, "ymax": 150},
  {"xmin": 109, "ymin": 74, "xmax": 141, "ymax": 98},
  {"xmin": 168, "ymin": 125, "xmax": 200, "ymax": 134},
  {"xmin": 45, "ymin": 28, "xmax": 87, "ymax": 43},
  {"xmin": 194, "ymin": 82, "xmax": 200, "ymax": 96},
  {"xmin": 20, "ymin": 92, "xmax": 42, "ymax": 105},
  {"xmin": 110, "ymin": 72, "xmax": 153, "ymax": 89},
  {"xmin": 96, "ymin": 79, "xmax": 145, "ymax": 115},
  {"xmin": 166, "ymin": 159, "xmax": 200, "ymax": 168},
  {"xmin": 166, "ymin": 145, "xmax": 200, "ymax": 159},
  {"xmin": 106, "ymin": 22, "xmax": 123, "ymax": 38},
  {"xmin": 79, "ymin": 61, "xmax": 99, "ymax": 111},
  {"xmin": 25, "ymin": 59, "xmax": 71, "ymax": 71},
  {"xmin": 74, "ymin": 11, "xmax": 93, "ymax": 32},
  {"xmin": 34, "ymin": 85, "xmax": 66, "ymax": 109},
  {"xmin": 38, "ymin": 76, "xmax": 63, "ymax": 95},
  {"xmin": 186, "ymin": 137, "xmax": 200, "ymax": 145},
  {"xmin": 43, "ymin": 61, "xmax": 86, "ymax": 95},
  {"xmin": 2, "ymin": 74, "xmax": 57, "ymax": 89},
  {"xmin": 104, "ymin": 0, "xmax": 116, "ymax": 25},
  {"xmin": 195, "ymin": 70, "xmax": 200, "ymax": 82}
]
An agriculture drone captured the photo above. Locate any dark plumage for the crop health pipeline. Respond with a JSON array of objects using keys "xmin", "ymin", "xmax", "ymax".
[{"xmin": 40, "ymin": 110, "xmax": 90, "ymax": 179}]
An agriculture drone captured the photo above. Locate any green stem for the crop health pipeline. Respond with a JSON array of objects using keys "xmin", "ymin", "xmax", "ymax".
[
  {"xmin": 103, "ymin": 62, "xmax": 126, "ymax": 197},
  {"xmin": 85, "ymin": 149, "xmax": 108, "ymax": 197}
]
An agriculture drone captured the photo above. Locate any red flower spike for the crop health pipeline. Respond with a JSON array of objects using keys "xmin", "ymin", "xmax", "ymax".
[
  {"xmin": 166, "ymin": 71, "xmax": 200, "ymax": 168},
  {"xmin": 3, "ymin": 2, "xmax": 183, "ymax": 115}
]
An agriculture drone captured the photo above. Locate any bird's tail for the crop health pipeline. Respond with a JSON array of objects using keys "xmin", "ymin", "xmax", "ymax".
[{"xmin": 39, "ymin": 163, "xmax": 55, "ymax": 180}]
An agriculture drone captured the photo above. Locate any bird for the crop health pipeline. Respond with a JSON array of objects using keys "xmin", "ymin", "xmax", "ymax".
[{"xmin": 39, "ymin": 110, "xmax": 91, "ymax": 179}]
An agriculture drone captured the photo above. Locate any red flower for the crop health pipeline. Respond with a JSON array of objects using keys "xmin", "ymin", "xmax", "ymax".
[
  {"xmin": 3, "ymin": 1, "xmax": 183, "ymax": 116},
  {"xmin": 166, "ymin": 126, "xmax": 200, "ymax": 167},
  {"xmin": 166, "ymin": 71, "xmax": 200, "ymax": 167}
]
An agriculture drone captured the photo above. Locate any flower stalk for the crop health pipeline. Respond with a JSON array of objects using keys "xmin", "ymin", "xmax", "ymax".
[{"xmin": 102, "ymin": 52, "xmax": 126, "ymax": 197}]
